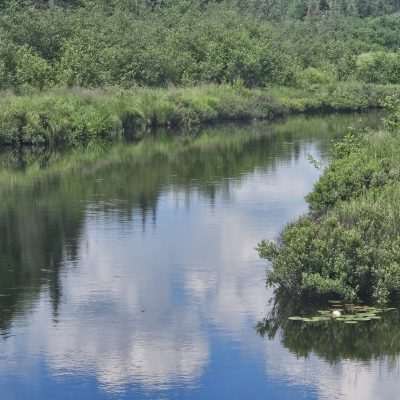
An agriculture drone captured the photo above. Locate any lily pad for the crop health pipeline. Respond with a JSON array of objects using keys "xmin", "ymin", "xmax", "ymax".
[{"xmin": 288, "ymin": 316, "xmax": 304, "ymax": 321}]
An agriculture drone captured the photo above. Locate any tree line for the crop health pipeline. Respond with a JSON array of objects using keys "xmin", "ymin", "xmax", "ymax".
[{"xmin": 0, "ymin": 0, "xmax": 399, "ymax": 89}]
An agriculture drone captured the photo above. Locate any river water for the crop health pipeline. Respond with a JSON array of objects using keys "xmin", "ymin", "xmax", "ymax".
[{"xmin": 1, "ymin": 112, "xmax": 398, "ymax": 400}]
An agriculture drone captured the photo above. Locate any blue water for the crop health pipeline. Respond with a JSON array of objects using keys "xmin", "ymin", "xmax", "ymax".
[{"xmin": 0, "ymin": 113, "xmax": 398, "ymax": 399}]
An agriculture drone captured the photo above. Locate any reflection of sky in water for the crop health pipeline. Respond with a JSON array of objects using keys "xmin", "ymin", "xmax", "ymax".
[{"xmin": 0, "ymin": 125, "xmax": 399, "ymax": 399}]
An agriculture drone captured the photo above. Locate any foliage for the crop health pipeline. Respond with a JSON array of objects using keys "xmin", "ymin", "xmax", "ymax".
[
  {"xmin": 296, "ymin": 67, "xmax": 336, "ymax": 88},
  {"xmin": 356, "ymin": 51, "xmax": 400, "ymax": 84},
  {"xmin": 0, "ymin": 84, "xmax": 396, "ymax": 146},
  {"xmin": 258, "ymin": 104, "xmax": 400, "ymax": 304},
  {"xmin": 256, "ymin": 291, "xmax": 400, "ymax": 362},
  {"xmin": 0, "ymin": 2, "xmax": 399, "ymax": 89}
]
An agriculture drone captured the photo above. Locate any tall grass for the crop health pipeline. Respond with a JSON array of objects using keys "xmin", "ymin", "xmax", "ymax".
[{"xmin": 0, "ymin": 83, "xmax": 398, "ymax": 147}]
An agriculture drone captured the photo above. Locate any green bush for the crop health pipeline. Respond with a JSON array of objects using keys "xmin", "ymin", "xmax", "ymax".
[
  {"xmin": 258, "ymin": 107, "xmax": 400, "ymax": 304},
  {"xmin": 259, "ymin": 183, "xmax": 400, "ymax": 303},
  {"xmin": 356, "ymin": 51, "xmax": 400, "ymax": 84},
  {"xmin": 0, "ymin": 3, "xmax": 400, "ymax": 89},
  {"xmin": 297, "ymin": 67, "xmax": 336, "ymax": 88},
  {"xmin": 307, "ymin": 131, "xmax": 400, "ymax": 213},
  {"xmin": 15, "ymin": 46, "xmax": 53, "ymax": 89}
]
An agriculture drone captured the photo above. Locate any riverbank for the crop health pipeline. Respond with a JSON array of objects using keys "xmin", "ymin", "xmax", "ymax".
[
  {"xmin": 258, "ymin": 100, "xmax": 400, "ymax": 305},
  {"xmin": 2, "ymin": 112, "xmax": 379, "ymax": 191},
  {"xmin": 0, "ymin": 83, "xmax": 398, "ymax": 147}
]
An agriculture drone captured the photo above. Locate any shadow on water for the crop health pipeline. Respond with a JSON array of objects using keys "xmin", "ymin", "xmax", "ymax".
[
  {"xmin": 0, "ymin": 112, "xmax": 383, "ymax": 339},
  {"xmin": 256, "ymin": 290, "xmax": 400, "ymax": 363}
]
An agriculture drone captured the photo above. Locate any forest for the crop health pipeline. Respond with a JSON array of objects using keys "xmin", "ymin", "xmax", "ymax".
[{"xmin": 0, "ymin": 0, "xmax": 400, "ymax": 89}]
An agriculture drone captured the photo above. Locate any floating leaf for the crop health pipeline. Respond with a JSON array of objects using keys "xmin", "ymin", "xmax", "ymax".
[{"xmin": 288, "ymin": 316, "xmax": 304, "ymax": 321}]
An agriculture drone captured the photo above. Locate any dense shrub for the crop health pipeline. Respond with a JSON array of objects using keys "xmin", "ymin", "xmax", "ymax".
[
  {"xmin": 0, "ymin": 2, "xmax": 399, "ymax": 89},
  {"xmin": 259, "ymin": 183, "xmax": 400, "ymax": 303},
  {"xmin": 258, "ymin": 106, "xmax": 400, "ymax": 304},
  {"xmin": 14, "ymin": 46, "xmax": 53, "ymax": 89},
  {"xmin": 356, "ymin": 51, "xmax": 400, "ymax": 84},
  {"xmin": 296, "ymin": 67, "xmax": 336, "ymax": 88}
]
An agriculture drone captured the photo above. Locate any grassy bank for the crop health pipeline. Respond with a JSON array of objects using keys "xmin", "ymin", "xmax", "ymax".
[
  {"xmin": 258, "ymin": 101, "xmax": 400, "ymax": 304},
  {"xmin": 2, "ymin": 112, "xmax": 377, "ymax": 190},
  {"xmin": 0, "ymin": 83, "xmax": 398, "ymax": 147}
]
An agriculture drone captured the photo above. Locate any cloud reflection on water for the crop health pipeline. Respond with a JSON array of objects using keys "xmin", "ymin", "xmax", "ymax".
[{"xmin": 1, "ymin": 113, "xmax": 398, "ymax": 399}]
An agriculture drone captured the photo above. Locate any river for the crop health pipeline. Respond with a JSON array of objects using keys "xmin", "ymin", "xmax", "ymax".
[{"xmin": 1, "ymin": 112, "xmax": 398, "ymax": 400}]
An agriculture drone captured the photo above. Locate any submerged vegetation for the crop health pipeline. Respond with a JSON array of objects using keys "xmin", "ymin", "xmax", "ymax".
[{"xmin": 258, "ymin": 100, "xmax": 400, "ymax": 304}]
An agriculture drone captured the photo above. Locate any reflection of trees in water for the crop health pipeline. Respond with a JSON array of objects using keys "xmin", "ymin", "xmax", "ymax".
[
  {"xmin": 0, "ymin": 112, "xmax": 379, "ymax": 336},
  {"xmin": 0, "ymin": 186, "xmax": 83, "ymax": 332},
  {"xmin": 257, "ymin": 290, "xmax": 400, "ymax": 363},
  {"xmin": 0, "ymin": 146, "xmax": 53, "ymax": 172}
]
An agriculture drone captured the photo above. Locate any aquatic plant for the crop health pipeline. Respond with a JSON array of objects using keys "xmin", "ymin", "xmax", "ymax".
[
  {"xmin": 257, "ymin": 292, "xmax": 400, "ymax": 362},
  {"xmin": 288, "ymin": 302, "xmax": 396, "ymax": 324}
]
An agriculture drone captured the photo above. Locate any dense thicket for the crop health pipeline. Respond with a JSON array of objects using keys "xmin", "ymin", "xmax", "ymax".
[
  {"xmin": 258, "ymin": 99, "xmax": 400, "ymax": 304},
  {"xmin": 0, "ymin": 0, "xmax": 400, "ymax": 90},
  {"xmin": 11, "ymin": 0, "xmax": 400, "ymax": 18}
]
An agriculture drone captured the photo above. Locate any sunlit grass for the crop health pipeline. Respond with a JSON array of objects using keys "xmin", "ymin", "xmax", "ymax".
[{"xmin": 0, "ymin": 83, "xmax": 397, "ymax": 146}]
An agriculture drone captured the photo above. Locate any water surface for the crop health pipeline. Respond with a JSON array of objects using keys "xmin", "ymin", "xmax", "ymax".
[{"xmin": 1, "ymin": 113, "xmax": 398, "ymax": 400}]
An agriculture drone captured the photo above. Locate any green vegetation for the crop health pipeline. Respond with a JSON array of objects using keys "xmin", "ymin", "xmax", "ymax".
[
  {"xmin": 1, "ymin": 0, "xmax": 399, "ymax": 304},
  {"xmin": 258, "ymin": 100, "xmax": 400, "ymax": 304},
  {"xmin": 257, "ymin": 292, "xmax": 400, "ymax": 362},
  {"xmin": 0, "ymin": 84, "xmax": 395, "ymax": 145},
  {"xmin": 1, "ymin": 1, "xmax": 400, "ymax": 89},
  {"xmin": 287, "ymin": 302, "xmax": 394, "ymax": 324},
  {"xmin": 0, "ymin": 1, "xmax": 398, "ymax": 145}
]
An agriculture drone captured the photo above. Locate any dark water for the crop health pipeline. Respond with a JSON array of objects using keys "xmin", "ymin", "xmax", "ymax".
[{"xmin": 1, "ymin": 113, "xmax": 398, "ymax": 400}]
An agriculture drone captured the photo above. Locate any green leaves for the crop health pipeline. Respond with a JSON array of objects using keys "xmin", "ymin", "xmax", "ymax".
[
  {"xmin": 356, "ymin": 52, "xmax": 400, "ymax": 85},
  {"xmin": 0, "ymin": 2, "xmax": 400, "ymax": 89},
  {"xmin": 259, "ymin": 103, "xmax": 400, "ymax": 304},
  {"xmin": 288, "ymin": 303, "xmax": 396, "ymax": 325}
]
